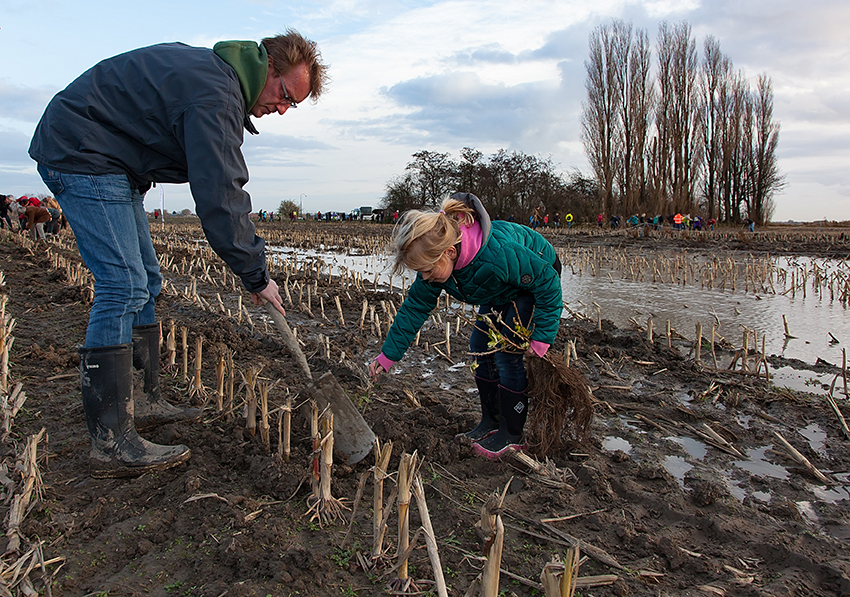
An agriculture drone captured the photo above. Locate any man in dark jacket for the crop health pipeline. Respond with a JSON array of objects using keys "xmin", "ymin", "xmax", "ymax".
[{"xmin": 29, "ymin": 30, "xmax": 329, "ymax": 478}]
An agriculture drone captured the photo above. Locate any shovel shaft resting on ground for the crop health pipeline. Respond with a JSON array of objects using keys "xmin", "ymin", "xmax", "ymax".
[{"xmin": 263, "ymin": 303, "xmax": 375, "ymax": 463}]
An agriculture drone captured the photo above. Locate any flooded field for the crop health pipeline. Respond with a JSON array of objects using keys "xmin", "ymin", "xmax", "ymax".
[{"xmin": 271, "ymin": 245, "xmax": 850, "ymax": 395}]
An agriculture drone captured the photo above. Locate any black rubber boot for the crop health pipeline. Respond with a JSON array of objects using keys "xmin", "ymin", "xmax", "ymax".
[
  {"xmin": 473, "ymin": 385, "xmax": 527, "ymax": 460},
  {"xmin": 456, "ymin": 376, "xmax": 500, "ymax": 441},
  {"xmin": 132, "ymin": 323, "xmax": 200, "ymax": 430},
  {"xmin": 80, "ymin": 343, "xmax": 191, "ymax": 478}
]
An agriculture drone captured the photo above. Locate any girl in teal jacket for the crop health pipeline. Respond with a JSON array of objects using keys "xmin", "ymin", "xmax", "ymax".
[{"xmin": 369, "ymin": 193, "xmax": 563, "ymax": 459}]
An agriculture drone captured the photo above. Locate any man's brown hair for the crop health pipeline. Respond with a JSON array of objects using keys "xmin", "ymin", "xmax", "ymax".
[{"xmin": 262, "ymin": 28, "xmax": 329, "ymax": 100}]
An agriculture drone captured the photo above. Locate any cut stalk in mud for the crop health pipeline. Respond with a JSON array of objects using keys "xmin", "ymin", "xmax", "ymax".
[
  {"xmin": 392, "ymin": 450, "xmax": 419, "ymax": 592},
  {"xmin": 412, "ymin": 475, "xmax": 448, "ymax": 597},
  {"xmin": 372, "ymin": 438, "xmax": 393, "ymax": 559}
]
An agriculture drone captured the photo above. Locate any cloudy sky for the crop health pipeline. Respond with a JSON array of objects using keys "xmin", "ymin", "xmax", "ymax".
[{"xmin": 1, "ymin": 0, "xmax": 847, "ymax": 221}]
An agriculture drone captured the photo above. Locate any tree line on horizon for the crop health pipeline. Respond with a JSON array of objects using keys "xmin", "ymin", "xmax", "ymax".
[
  {"xmin": 380, "ymin": 148, "xmax": 600, "ymax": 223},
  {"xmin": 380, "ymin": 19, "xmax": 784, "ymax": 226}
]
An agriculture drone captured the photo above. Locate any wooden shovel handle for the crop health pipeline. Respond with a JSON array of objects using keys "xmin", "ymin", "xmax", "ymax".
[{"xmin": 263, "ymin": 302, "xmax": 313, "ymax": 380}]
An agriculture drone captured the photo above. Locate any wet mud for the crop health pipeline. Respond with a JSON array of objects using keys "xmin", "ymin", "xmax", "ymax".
[{"xmin": 1, "ymin": 222, "xmax": 848, "ymax": 597}]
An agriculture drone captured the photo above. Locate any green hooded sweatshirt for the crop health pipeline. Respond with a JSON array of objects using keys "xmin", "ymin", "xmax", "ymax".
[{"xmin": 213, "ymin": 41, "xmax": 269, "ymax": 113}]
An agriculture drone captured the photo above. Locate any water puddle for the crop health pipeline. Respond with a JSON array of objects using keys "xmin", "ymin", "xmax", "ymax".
[
  {"xmin": 603, "ymin": 436, "xmax": 633, "ymax": 454},
  {"xmin": 733, "ymin": 446, "xmax": 790, "ymax": 481},
  {"xmin": 770, "ymin": 367, "xmax": 833, "ymax": 396},
  {"xmin": 799, "ymin": 423, "xmax": 827, "ymax": 456},
  {"xmin": 663, "ymin": 455, "xmax": 692, "ymax": 487},
  {"xmin": 613, "ymin": 415, "xmax": 643, "ymax": 432},
  {"xmin": 736, "ymin": 413, "xmax": 754, "ymax": 429},
  {"xmin": 667, "ymin": 436, "xmax": 708, "ymax": 460},
  {"xmin": 557, "ymin": 251, "xmax": 850, "ymax": 369},
  {"xmin": 811, "ymin": 485, "xmax": 850, "ymax": 503},
  {"xmin": 270, "ymin": 246, "xmax": 850, "ymax": 403},
  {"xmin": 673, "ymin": 391, "xmax": 694, "ymax": 404},
  {"xmin": 796, "ymin": 501, "xmax": 820, "ymax": 524}
]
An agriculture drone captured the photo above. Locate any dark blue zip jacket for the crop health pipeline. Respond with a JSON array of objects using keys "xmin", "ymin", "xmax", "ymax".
[{"xmin": 29, "ymin": 42, "xmax": 270, "ymax": 292}]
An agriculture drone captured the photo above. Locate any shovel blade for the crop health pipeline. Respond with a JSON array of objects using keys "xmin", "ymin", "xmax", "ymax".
[{"xmin": 301, "ymin": 372, "xmax": 375, "ymax": 464}]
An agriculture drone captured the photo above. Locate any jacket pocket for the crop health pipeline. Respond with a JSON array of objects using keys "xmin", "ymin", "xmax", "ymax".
[{"xmin": 36, "ymin": 164, "xmax": 65, "ymax": 196}]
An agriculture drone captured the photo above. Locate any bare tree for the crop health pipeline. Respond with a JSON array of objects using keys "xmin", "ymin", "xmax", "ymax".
[
  {"xmin": 721, "ymin": 71, "xmax": 751, "ymax": 223},
  {"xmin": 582, "ymin": 23, "xmax": 621, "ymax": 216},
  {"xmin": 406, "ymin": 150, "xmax": 456, "ymax": 206},
  {"xmin": 382, "ymin": 175, "xmax": 418, "ymax": 213},
  {"xmin": 621, "ymin": 24, "xmax": 654, "ymax": 216},
  {"xmin": 746, "ymin": 74, "xmax": 784, "ymax": 224},
  {"xmin": 655, "ymin": 21, "xmax": 702, "ymax": 215},
  {"xmin": 456, "ymin": 147, "xmax": 484, "ymax": 196},
  {"xmin": 698, "ymin": 35, "xmax": 731, "ymax": 220}
]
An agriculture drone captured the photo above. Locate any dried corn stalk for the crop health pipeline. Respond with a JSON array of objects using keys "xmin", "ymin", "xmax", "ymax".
[
  {"xmin": 258, "ymin": 380, "xmax": 271, "ymax": 449},
  {"xmin": 180, "ymin": 326, "xmax": 189, "ymax": 383},
  {"xmin": 215, "ymin": 353, "xmax": 226, "ymax": 411},
  {"xmin": 306, "ymin": 411, "xmax": 349, "ymax": 526},
  {"xmin": 240, "ymin": 366, "xmax": 262, "ymax": 436},
  {"xmin": 0, "ymin": 295, "xmax": 14, "ymax": 395},
  {"xmin": 541, "ymin": 545, "xmax": 581, "ymax": 597},
  {"xmin": 477, "ymin": 479, "xmax": 510, "ymax": 597},
  {"xmin": 225, "ymin": 350, "xmax": 235, "ymax": 421},
  {"xmin": 164, "ymin": 320, "xmax": 177, "ymax": 372},
  {"xmin": 280, "ymin": 395, "xmax": 292, "ymax": 462},
  {"xmin": 6, "ymin": 428, "xmax": 46, "ymax": 556},
  {"xmin": 412, "ymin": 475, "xmax": 448, "ymax": 597},
  {"xmin": 391, "ymin": 451, "xmax": 419, "ymax": 593},
  {"xmin": 371, "ymin": 439, "xmax": 393, "ymax": 559},
  {"xmin": 188, "ymin": 335, "xmax": 207, "ymax": 399},
  {"xmin": 1, "ymin": 383, "xmax": 26, "ymax": 443}
]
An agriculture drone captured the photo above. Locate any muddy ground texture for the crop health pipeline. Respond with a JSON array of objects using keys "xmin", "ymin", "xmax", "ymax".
[{"xmin": 1, "ymin": 221, "xmax": 849, "ymax": 597}]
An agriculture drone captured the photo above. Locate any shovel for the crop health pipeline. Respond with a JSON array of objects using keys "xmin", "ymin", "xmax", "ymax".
[{"xmin": 263, "ymin": 303, "xmax": 375, "ymax": 464}]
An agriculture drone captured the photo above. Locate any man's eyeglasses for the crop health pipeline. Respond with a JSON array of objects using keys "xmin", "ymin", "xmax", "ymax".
[{"xmin": 279, "ymin": 75, "xmax": 299, "ymax": 109}]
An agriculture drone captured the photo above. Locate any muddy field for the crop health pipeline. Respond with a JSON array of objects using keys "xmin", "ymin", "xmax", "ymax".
[{"xmin": 0, "ymin": 220, "xmax": 848, "ymax": 597}]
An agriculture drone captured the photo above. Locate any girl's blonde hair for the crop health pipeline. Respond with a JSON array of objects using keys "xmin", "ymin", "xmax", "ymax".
[{"xmin": 390, "ymin": 197, "xmax": 476, "ymax": 274}]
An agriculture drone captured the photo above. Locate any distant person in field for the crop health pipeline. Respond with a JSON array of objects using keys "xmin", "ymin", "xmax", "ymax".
[
  {"xmin": 368, "ymin": 193, "xmax": 563, "ymax": 460},
  {"xmin": 29, "ymin": 30, "xmax": 329, "ymax": 478},
  {"xmin": 0, "ymin": 195, "xmax": 14, "ymax": 230}
]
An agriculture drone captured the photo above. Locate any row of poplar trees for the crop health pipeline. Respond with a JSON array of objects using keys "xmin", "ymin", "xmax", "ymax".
[{"xmin": 582, "ymin": 19, "xmax": 784, "ymax": 225}]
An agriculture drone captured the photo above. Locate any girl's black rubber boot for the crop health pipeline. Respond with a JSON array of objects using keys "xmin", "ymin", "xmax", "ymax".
[
  {"xmin": 472, "ymin": 385, "xmax": 528, "ymax": 460},
  {"xmin": 472, "ymin": 428, "xmax": 525, "ymax": 460},
  {"xmin": 455, "ymin": 376, "xmax": 500, "ymax": 442}
]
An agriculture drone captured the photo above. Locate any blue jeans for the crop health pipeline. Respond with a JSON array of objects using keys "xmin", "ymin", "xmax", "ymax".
[
  {"xmin": 468, "ymin": 293, "xmax": 535, "ymax": 393},
  {"xmin": 37, "ymin": 164, "xmax": 161, "ymax": 347}
]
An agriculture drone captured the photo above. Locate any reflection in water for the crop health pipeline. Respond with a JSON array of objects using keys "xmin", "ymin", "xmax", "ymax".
[
  {"xmin": 664, "ymin": 455, "xmax": 692, "ymax": 487},
  {"xmin": 733, "ymin": 446, "xmax": 790, "ymax": 480},
  {"xmin": 667, "ymin": 436, "xmax": 708, "ymax": 460},
  {"xmin": 603, "ymin": 436, "xmax": 633, "ymax": 454},
  {"xmin": 799, "ymin": 423, "xmax": 828, "ymax": 455},
  {"xmin": 269, "ymin": 247, "xmax": 849, "ymax": 374},
  {"xmin": 770, "ymin": 367, "xmax": 833, "ymax": 396},
  {"xmin": 557, "ymin": 254, "xmax": 850, "ymax": 367}
]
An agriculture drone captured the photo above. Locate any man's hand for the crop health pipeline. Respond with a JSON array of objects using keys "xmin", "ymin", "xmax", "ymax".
[{"xmin": 250, "ymin": 279, "xmax": 285, "ymax": 316}]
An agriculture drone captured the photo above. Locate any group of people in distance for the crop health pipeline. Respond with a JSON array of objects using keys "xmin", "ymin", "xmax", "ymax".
[
  {"xmin": 527, "ymin": 209, "xmax": 573, "ymax": 230},
  {"xmin": 1, "ymin": 193, "xmax": 65, "ymax": 240},
  {"xmin": 27, "ymin": 28, "xmax": 562, "ymax": 477},
  {"xmin": 598, "ymin": 212, "xmax": 719, "ymax": 232}
]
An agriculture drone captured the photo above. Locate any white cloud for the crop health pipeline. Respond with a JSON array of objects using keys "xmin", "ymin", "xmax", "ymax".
[{"xmin": 0, "ymin": 0, "xmax": 848, "ymax": 220}]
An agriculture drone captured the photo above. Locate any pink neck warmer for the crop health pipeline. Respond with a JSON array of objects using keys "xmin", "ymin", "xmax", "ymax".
[{"xmin": 455, "ymin": 221, "xmax": 482, "ymax": 270}]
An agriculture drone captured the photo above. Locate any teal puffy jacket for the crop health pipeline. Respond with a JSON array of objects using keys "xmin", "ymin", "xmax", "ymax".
[{"xmin": 381, "ymin": 194, "xmax": 562, "ymax": 363}]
